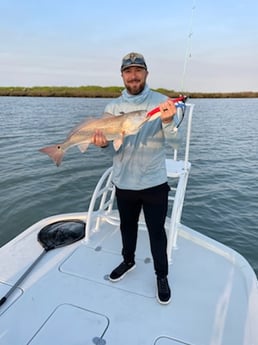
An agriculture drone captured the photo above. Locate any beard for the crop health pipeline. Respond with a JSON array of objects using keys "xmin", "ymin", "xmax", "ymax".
[{"xmin": 125, "ymin": 79, "xmax": 145, "ymax": 95}]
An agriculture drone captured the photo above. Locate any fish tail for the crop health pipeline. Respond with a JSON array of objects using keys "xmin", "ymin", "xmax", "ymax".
[{"xmin": 39, "ymin": 144, "xmax": 65, "ymax": 167}]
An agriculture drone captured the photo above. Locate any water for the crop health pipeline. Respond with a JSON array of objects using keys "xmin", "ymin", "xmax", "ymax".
[{"xmin": 0, "ymin": 97, "xmax": 257, "ymax": 276}]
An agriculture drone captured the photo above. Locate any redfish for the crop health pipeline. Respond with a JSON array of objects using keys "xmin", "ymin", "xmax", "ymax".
[{"xmin": 39, "ymin": 110, "xmax": 151, "ymax": 166}]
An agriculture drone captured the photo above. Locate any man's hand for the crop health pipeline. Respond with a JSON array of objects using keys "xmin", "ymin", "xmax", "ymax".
[
  {"xmin": 91, "ymin": 130, "xmax": 108, "ymax": 147},
  {"xmin": 159, "ymin": 99, "xmax": 177, "ymax": 124}
]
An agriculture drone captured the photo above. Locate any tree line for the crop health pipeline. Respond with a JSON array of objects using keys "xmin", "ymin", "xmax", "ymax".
[{"xmin": 0, "ymin": 86, "xmax": 257, "ymax": 98}]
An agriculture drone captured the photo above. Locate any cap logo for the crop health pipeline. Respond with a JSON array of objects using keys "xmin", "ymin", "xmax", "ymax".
[{"xmin": 129, "ymin": 53, "xmax": 139, "ymax": 62}]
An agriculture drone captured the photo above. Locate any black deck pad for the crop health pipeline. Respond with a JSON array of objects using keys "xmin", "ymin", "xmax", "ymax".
[{"xmin": 38, "ymin": 220, "xmax": 85, "ymax": 251}]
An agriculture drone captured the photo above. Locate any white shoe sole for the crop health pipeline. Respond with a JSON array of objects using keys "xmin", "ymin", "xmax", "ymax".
[
  {"xmin": 108, "ymin": 264, "xmax": 136, "ymax": 282},
  {"xmin": 156, "ymin": 292, "xmax": 171, "ymax": 305}
]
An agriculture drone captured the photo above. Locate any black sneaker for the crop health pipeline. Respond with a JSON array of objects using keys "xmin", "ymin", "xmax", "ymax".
[
  {"xmin": 109, "ymin": 261, "xmax": 136, "ymax": 282},
  {"xmin": 156, "ymin": 277, "xmax": 171, "ymax": 304}
]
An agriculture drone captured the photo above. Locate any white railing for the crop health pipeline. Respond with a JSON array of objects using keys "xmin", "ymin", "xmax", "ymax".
[
  {"xmin": 166, "ymin": 103, "xmax": 194, "ymax": 261},
  {"xmin": 85, "ymin": 167, "xmax": 115, "ymax": 242}
]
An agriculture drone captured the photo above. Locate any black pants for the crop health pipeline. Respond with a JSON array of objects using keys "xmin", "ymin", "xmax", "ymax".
[{"xmin": 115, "ymin": 183, "xmax": 170, "ymax": 279}]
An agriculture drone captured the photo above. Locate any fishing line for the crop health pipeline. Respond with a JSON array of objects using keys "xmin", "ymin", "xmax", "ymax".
[
  {"xmin": 175, "ymin": 0, "xmax": 196, "ymax": 131},
  {"xmin": 180, "ymin": 0, "xmax": 196, "ymax": 93}
]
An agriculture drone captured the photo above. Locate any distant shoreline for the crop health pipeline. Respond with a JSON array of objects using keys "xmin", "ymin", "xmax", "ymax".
[{"xmin": 0, "ymin": 86, "xmax": 257, "ymax": 98}]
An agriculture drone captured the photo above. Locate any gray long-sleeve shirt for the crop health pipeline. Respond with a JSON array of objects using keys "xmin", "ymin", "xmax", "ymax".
[{"xmin": 103, "ymin": 86, "xmax": 181, "ymax": 190}]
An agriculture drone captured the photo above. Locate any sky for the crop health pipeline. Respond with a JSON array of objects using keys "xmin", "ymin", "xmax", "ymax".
[{"xmin": 1, "ymin": 0, "xmax": 258, "ymax": 93}]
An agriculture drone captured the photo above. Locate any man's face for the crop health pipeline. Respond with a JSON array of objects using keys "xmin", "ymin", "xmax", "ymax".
[{"xmin": 121, "ymin": 66, "xmax": 148, "ymax": 95}]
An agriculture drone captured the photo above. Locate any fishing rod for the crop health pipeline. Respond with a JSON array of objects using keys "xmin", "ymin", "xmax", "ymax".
[
  {"xmin": 178, "ymin": 1, "xmax": 196, "ymax": 129},
  {"xmin": 175, "ymin": 1, "xmax": 196, "ymax": 129},
  {"xmin": 147, "ymin": 95, "xmax": 187, "ymax": 117},
  {"xmin": 181, "ymin": 0, "xmax": 196, "ymax": 93},
  {"xmin": 148, "ymin": 2, "xmax": 196, "ymax": 129},
  {"xmin": 146, "ymin": 95, "xmax": 187, "ymax": 132}
]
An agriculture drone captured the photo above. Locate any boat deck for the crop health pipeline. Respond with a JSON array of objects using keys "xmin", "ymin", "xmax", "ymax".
[
  {"xmin": 0, "ymin": 212, "xmax": 257, "ymax": 345},
  {"xmin": 1, "ymin": 103, "xmax": 257, "ymax": 344}
]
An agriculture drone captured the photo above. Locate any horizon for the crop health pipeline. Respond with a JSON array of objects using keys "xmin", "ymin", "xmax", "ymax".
[{"xmin": 1, "ymin": 85, "xmax": 258, "ymax": 95}]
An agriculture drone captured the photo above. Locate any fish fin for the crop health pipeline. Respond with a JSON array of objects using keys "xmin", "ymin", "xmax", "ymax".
[
  {"xmin": 113, "ymin": 132, "xmax": 125, "ymax": 151},
  {"xmin": 113, "ymin": 138, "xmax": 123, "ymax": 151},
  {"xmin": 78, "ymin": 143, "xmax": 90, "ymax": 153},
  {"xmin": 39, "ymin": 144, "xmax": 65, "ymax": 167},
  {"xmin": 102, "ymin": 112, "xmax": 114, "ymax": 118}
]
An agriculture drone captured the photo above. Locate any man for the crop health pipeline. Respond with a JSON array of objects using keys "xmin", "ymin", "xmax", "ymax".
[{"xmin": 92, "ymin": 52, "xmax": 180, "ymax": 304}]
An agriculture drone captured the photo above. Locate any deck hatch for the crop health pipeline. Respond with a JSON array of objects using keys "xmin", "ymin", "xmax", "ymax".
[
  {"xmin": 155, "ymin": 336, "xmax": 194, "ymax": 344},
  {"xmin": 27, "ymin": 303, "xmax": 109, "ymax": 345},
  {"xmin": 60, "ymin": 245, "xmax": 155, "ymax": 297}
]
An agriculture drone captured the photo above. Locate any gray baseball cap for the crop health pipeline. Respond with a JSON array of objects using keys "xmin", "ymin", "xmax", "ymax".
[{"xmin": 121, "ymin": 52, "xmax": 147, "ymax": 71}]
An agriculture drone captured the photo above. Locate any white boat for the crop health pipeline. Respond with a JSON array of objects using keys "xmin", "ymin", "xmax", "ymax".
[{"xmin": 0, "ymin": 102, "xmax": 257, "ymax": 345}]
